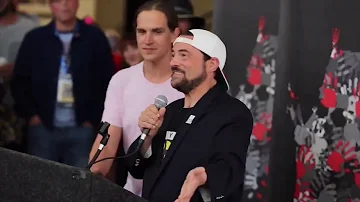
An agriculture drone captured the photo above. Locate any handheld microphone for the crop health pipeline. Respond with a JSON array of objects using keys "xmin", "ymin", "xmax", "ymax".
[{"xmin": 137, "ymin": 95, "xmax": 168, "ymax": 148}]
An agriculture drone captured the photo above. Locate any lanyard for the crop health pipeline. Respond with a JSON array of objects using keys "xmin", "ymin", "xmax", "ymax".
[
  {"xmin": 62, "ymin": 41, "xmax": 71, "ymax": 71},
  {"xmin": 54, "ymin": 22, "xmax": 79, "ymax": 72}
]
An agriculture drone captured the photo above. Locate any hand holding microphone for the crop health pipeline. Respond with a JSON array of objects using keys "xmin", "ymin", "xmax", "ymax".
[
  {"xmin": 139, "ymin": 106, "xmax": 166, "ymax": 137},
  {"xmin": 138, "ymin": 95, "xmax": 168, "ymax": 146},
  {"xmin": 87, "ymin": 95, "xmax": 168, "ymax": 169}
]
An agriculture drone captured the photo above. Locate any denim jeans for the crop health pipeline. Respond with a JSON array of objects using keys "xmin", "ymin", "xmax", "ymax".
[{"xmin": 27, "ymin": 125, "xmax": 94, "ymax": 168}]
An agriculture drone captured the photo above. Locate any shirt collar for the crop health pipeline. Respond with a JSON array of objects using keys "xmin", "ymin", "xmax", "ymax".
[{"xmin": 54, "ymin": 21, "xmax": 80, "ymax": 36}]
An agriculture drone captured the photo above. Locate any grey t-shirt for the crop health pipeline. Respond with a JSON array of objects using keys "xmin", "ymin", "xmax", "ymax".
[
  {"xmin": 0, "ymin": 14, "xmax": 39, "ymax": 106},
  {"xmin": 0, "ymin": 14, "xmax": 39, "ymax": 63}
]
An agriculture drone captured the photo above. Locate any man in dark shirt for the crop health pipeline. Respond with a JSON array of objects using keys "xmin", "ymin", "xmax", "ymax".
[
  {"xmin": 127, "ymin": 29, "xmax": 253, "ymax": 202},
  {"xmin": 11, "ymin": 0, "xmax": 113, "ymax": 167}
]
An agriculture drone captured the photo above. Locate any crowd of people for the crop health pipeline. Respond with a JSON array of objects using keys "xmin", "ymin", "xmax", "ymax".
[
  {"xmin": 0, "ymin": 0, "xmax": 205, "ymax": 165},
  {"xmin": 1, "ymin": 0, "xmax": 253, "ymax": 202}
]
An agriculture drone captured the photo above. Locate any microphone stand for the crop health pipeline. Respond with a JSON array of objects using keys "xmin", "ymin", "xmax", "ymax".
[{"xmin": 87, "ymin": 122, "xmax": 111, "ymax": 169}]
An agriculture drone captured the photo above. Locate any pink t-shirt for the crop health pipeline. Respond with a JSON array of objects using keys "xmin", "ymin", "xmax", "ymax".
[{"xmin": 101, "ymin": 62, "xmax": 184, "ymax": 196}]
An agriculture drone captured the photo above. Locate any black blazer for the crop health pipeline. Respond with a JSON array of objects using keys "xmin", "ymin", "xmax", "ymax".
[{"xmin": 126, "ymin": 85, "xmax": 253, "ymax": 202}]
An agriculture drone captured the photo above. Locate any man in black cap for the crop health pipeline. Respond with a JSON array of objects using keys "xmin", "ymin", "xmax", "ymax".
[{"xmin": 172, "ymin": 0, "xmax": 205, "ymax": 34}]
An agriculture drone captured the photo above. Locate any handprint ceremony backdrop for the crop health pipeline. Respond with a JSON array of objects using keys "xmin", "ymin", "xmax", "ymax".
[{"xmin": 212, "ymin": 0, "xmax": 360, "ymax": 201}]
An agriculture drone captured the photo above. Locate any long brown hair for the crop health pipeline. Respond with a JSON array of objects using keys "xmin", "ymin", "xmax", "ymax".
[{"xmin": 133, "ymin": 0, "xmax": 178, "ymax": 32}]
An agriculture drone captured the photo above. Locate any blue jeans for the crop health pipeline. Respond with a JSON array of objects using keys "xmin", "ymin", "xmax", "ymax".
[{"xmin": 27, "ymin": 125, "xmax": 94, "ymax": 168}]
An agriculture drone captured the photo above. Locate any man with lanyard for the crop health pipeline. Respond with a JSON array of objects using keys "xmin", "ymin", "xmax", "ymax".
[
  {"xmin": 12, "ymin": 0, "xmax": 113, "ymax": 167},
  {"xmin": 127, "ymin": 29, "xmax": 253, "ymax": 202},
  {"xmin": 55, "ymin": 24, "xmax": 77, "ymax": 127}
]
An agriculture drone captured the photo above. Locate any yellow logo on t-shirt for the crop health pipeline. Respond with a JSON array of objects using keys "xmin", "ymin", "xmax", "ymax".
[
  {"xmin": 165, "ymin": 140, "xmax": 172, "ymax": 151},
  {"xmin": 163, "ymin": 131, "xmax": 176, "ymax": 158}
]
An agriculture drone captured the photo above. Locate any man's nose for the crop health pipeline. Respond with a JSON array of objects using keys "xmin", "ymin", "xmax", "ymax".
[
  {"xmin": 144, "ymin": 33, "xmax": 154, "ymax": 44},
  {"xmin": 170, "ymin": 57, "xmax": 179, "ymax": 67}
]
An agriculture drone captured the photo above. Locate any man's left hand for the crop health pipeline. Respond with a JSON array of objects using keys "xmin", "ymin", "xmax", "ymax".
[{"xmin": 175, "ymin": 167, "xmax": 207, "ymax": 202}]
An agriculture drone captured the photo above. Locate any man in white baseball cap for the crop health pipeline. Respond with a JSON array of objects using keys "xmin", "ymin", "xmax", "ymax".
[
  {"xmin": 127, "ymin": 29, "xmax": 253, "ymax": 202},
  {"xmin": 170, "ymin": 29, "xmax": 229, "ymax": 93}
]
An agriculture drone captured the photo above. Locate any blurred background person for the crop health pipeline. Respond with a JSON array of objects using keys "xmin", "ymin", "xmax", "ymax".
[
  {"xmin": 119, "ymin": 32, "xmax": 143, "ymax": 69},
  {"xmin": 105, "ymin": 29, "xmax": 124, "ymax": 73},
  {"xmin": 0, "ymin": 0, "xmax": 38, "ymax": 151},
  {"xmin": 0, "ymin": 0, "xmax": 38, "ymax": 78},
  {"xmin": 11, "ymin": 0, "xmax": 113, "ymax": 168},
  {"xmin": 172, "ymin": 0, "xmax": 205, "ymax": 34}
]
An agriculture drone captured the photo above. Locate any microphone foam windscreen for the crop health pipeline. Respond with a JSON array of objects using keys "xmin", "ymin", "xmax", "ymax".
[{"xmin": 154, "ymin": 95, "xmax": 168, "ymax": 108}]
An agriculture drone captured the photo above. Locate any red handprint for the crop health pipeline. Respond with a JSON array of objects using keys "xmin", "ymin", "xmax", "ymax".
[
  {"xmin": 331, "ymin": 28, "xmax": 343, "ymax": 59},
  {"xmin": 327, "ymin": 140, "xmax": 357, "ymax": 172},
  {"xmin": 353, "ymin": 81, "xmax": 360, "ymax": 118},
  {"xmin": 288, "ymin": 83, "xmax": 298, "ymax": 100},
  {"xmin": 356, "ymin": 100, "xmax": 360, "ymax": 119},
  {"xmin": 296, "ymin": 146, "xmax": 316, "ymax": 179},
  {"xmin": 320, "ymin": 72, "xmax": 337, "ymax": 108},
  {"xmin": 295, "ymin": 146, "xmax": 316, "ymax": 202},
  {"xmin": 354, "ymin": 173, "xmax": 360, "ymax": 188},
  {"xmin": 294, "ymin": 159, "xmax": 316, "ymax": 201},
  {"xmin": 252, "ymin": 113, "xmax": 272, "ymax": 141},
  {"xmin": 257, "ymin": 16, "xmax": 269, "ymax": 43},
  {"xmin": 248, "ymin": 68, "xmax": 262, "ymax": 85},
  {"xmin": 252, "ymin": 123, "xmax": 266, "ymax": 141},
  {"xmin": 321, "ymin": 88, "xmax": 337, "ymax": 108},
  {"xmin": 247, "ymin": 55, "xmax": 264, "ymax": 85}
]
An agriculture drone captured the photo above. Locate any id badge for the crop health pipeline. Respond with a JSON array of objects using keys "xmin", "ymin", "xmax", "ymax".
[{"xmin": 57, "ymin": 74, "xmax": 74, "ymax": 104}]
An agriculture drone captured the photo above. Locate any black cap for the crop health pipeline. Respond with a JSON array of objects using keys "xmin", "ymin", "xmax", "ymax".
[{"xmin": 170, "ymin": 0, "xmax": 205, "ymax": 29}]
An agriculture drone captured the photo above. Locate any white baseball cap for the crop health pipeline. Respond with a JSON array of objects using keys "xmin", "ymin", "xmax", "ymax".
[{"xmin": 173, "ymin": 29, "xmax": 229, "ymax": 91}]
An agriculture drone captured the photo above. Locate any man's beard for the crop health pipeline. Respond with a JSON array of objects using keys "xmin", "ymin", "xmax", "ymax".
[
  {"xmin": 171, "ymin": 65, "xmax": 207, "ymax": 94},
  {"xmin": 0, "ymin": 2, "xmax": 15, "ymax": 17}
]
